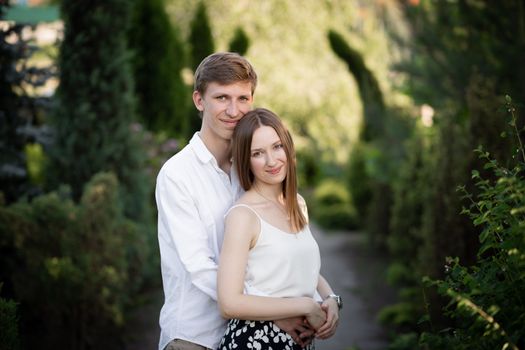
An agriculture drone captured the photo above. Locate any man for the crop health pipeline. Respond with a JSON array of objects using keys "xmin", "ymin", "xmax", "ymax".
[{"xmin": 156, "ymin": 52, "xmax": 319, "ymax": 350}]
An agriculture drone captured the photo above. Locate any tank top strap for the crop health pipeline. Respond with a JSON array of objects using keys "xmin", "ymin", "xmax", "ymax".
[{"xmin": 224, "ymin": 203, "xmax": 262, "ymax": 222}]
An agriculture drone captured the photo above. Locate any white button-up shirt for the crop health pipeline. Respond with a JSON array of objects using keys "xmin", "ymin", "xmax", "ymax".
[{"xmin": 156, "ymin": 133, "xmax": 242, "ymax": 350}]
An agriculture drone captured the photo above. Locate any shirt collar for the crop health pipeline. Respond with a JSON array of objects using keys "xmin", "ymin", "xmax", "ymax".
[{"xmin": 190, "ymin": 132, "xmax": 215, "ymax": 165}]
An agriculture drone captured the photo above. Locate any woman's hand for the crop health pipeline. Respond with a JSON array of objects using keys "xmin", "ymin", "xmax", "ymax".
[
  {"xmin": 315, "ymin": 297, "xmax": 339, "ymax": 339},
  {"xmin": 305, "ymin": 300, "xmax": 327, "ymax": 330}
]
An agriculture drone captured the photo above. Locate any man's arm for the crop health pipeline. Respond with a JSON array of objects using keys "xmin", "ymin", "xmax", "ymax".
[
  {"xmin": 156, "ymin": 169, "xmax": 219, "ymax": 300},
  {"xmin": 274, "ymin": 318, "xmax": 315, "ymax": 347}
]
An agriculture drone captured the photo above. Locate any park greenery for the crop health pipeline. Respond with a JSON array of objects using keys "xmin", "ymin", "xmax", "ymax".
[{"xmin": 1, "ymin": 0, "xmax": 524, "ymax": 349}]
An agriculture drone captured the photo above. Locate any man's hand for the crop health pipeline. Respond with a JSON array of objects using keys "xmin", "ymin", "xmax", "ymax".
[
  {"xmin": 316, "ymin": 297, "xmax": 339, "ymax": 339},
  {"xmin": 274, "ymin": 317, "xmax": 315, "ymax": 347}
]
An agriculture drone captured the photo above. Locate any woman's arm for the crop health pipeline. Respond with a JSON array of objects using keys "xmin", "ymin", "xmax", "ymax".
[
  {"xmin": 217, "ymin": 206, "xmax": 326, "ymax": 328},
  {"xmin": 315, "ymin": 274, "xmax": 340, "ymax": 338}
]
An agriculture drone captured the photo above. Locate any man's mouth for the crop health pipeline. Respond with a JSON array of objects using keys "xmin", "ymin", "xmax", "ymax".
[{"xmin": 222, "ymin": 119, "xmax": 238, "ymax": 127}]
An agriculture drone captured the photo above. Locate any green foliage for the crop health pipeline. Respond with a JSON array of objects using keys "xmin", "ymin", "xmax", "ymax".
[
  {"xmin": 128, "ymin": 0, "xmax": 189, "ymax": 137},
  {"xmin": 48, "ymin": 0, "xmax": 150, "ymax": 222},
  {"xmin": 329, "ymin": 28, "xmax": 413, "ymax": 247},
  {"xmin": 296, "ymin": 147, "xmax": 321, "ymax": 189},
  {"xmin": 345, "ymin": 143, "xmax": 371, "ymax": 225},
  {"xmin": 0, "ymin": 172, "xmax": 151, "ymax": 349},
  {"xmin": 0, "ymin": 13, "xmax": 53, "ymax": 203},
  {"xmin": 189, "ymin": 1, "xmax": 214, "ymax": 72},
  {"xmin": 398, "ymin": 1, "xmax": 525, "ymax": 113},
  {"xmin": 378, "ymin": 301, "xmax": 420, "ymax": 329},
  {"xmin": 187, "ymin": 1, "xmax": 215, "ymax": 136},
  {"xmin": 383, "ymin": 3, "xmax": 525, "ymax": 346},
  {"xmin": 389, "ymin": 99, "xmax": 525, "ymax": 349},
  {"xmin": 228, "ymin": 27, "xmax": 249, "ymax": 56},
  {"xmin": 387, "ymin": 332, "xmax": 419, "ymax": 350},
  {"xmin": 311, "ymin": 179, "xmax": 357, "ymax": 230},
  {"xmin": 328, "ymin": 29, "xmax": 385, "ymax": 142},
  {"xmin": 388, "ymin": 131, "xmax": 427, "ymax": 265},
  {"xmin": 0, "ymin": 293, "xmax": 20, "ymax": 350}
]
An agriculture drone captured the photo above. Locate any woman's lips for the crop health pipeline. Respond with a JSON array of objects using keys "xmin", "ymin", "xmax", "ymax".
[{"xmin": 267, "ymin": 166, "xmax": 282, "ymax": 175}]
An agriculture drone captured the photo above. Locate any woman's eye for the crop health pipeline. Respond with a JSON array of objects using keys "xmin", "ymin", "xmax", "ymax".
[
  {"xmin": 274, "ymin": 144, "xmax": 283, "ymax": 149},
  {"xmin": 251, "ymin": 152, "xmax": 261, "ymax": 157}
]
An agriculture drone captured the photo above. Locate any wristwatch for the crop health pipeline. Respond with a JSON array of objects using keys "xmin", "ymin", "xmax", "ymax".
[{"xmin": 326, "ymin": 294, "xmax": 343, "ymax": 310}]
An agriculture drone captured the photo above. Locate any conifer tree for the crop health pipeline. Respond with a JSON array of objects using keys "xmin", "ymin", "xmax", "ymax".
[
  {"xmin": 48, "ymin": 0, "xmax": 148, "ymax": 220},
  {"xmin": 228, "ymin": 27, "xmax": 249, "ymax": 56},
  {"xmin": 187, "ymin": 1, "xmax": 215, "ymax": 135},
  {"xmin": 189, "ymin": 1, "xmax": 215, "ymax": 72},
  {"xmin": 128, "ymin": 0, "xmax": 188, "ymax": 137},
  {"xmin": 1, "ymin": 2, "xmax": 52, "ymax": 203}
]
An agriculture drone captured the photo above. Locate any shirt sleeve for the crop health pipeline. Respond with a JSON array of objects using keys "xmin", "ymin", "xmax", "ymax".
[{"xmin": 156, "ymin": 168, "xmax": 219, "ymax": 300}]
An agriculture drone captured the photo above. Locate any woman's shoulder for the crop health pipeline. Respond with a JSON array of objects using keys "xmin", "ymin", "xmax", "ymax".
[
  {"xmin": 296, "ymin": 193, "xmax": 309, "ymax": 222},
  {"xmin": 227, "ymin": 194, "xmax": 261, "ymax": 222},
  {"xmin": 225, "ymin": 200, "xmax": 261, "ymax": 239},
  {"xmin": 296, "ymin": 193, "xmax": 308, "ymax": 210}
]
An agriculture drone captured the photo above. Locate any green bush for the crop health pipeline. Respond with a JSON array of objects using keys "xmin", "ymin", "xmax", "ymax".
[
  {"xmin": 0, "ymin": 172, "xmax": 150, "ymax": 349},
  {"xmin": 48, "ymin": 0, "xmax": 150, "ymax": 224},
  {"xmin": 0, "ymin": 294, "xmax": 20, "ymax": 350},
  {"xmin": 345, "ymin": 142, "xmax": 372, "ymax": 225},
  {"xmin": 398, "ymin": 98, "xmax": 525, "ymax": 349},
  {"xmin": 312, "ymin": 179, "xmax": 358, "ymax": 230}
]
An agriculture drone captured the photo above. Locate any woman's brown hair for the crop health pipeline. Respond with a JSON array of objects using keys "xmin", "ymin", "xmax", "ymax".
[{"xmin": 232, "ymin": 108, "xmax": 307, "ymax": 232}]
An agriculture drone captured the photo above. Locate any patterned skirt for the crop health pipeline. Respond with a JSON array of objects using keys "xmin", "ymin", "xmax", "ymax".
[{"xmin": 218, "ymin": 319, "xmax": 315, "ymax": 350}]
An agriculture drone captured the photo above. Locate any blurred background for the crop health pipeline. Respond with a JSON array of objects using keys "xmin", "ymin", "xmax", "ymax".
[{"xmin": 1, "ymin": 0, "xmax": 524, "ymax": 349}]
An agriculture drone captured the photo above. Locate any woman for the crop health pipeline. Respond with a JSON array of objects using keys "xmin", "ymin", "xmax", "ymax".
[{"xmin": 217, "ymin": 108, "xmax": 340, "ymax": 350}]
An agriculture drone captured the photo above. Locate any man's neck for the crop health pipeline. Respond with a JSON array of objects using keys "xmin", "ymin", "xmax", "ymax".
[{"xmin": 199, "ymin": 131, "xmax": 232, "ymax": 174}]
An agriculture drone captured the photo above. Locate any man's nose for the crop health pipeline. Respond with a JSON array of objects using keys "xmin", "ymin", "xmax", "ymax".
[{"xmin": 226, "ymin": 101, "xmax": 239, "ymax": 117}]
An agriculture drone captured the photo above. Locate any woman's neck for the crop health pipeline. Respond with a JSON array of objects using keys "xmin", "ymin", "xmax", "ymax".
[{"xmin": 252, "ymin": 182, "xmax": 283, "ymax": 203}]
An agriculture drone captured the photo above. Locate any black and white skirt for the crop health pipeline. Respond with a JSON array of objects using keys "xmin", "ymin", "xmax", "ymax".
[{"xmin": 218, "ymin": 319, "xmax": 315, "ymax": 350}]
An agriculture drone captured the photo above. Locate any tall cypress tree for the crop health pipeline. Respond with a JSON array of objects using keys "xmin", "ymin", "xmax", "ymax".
[
  {"xmin": 228, "ymin": 27, "xmax": 250, "ymax": 56},
  {"xmin": 187, "ymin": 1, "xmax": 215, "ymax": 135},
  {"xmin": 189, "ymin": 1, "xmax": 215, "ymax": 72},
  {"xmin": 128, "ymin": 0, "xmax": 188, "ymax": 137},
  {"xmin": 48, "ymin": 0, "xmax": 148, "ymax": 220}
]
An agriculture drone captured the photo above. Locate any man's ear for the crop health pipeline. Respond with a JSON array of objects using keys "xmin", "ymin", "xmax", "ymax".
[{"xmin": 193, "ymin": 91, "xmax": 204, "ymax": 111}]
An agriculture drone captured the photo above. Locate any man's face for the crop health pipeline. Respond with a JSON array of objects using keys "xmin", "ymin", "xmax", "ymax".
[{"xmin": 193, "ymin": 81, "xmax": 254, "ymax": 142}]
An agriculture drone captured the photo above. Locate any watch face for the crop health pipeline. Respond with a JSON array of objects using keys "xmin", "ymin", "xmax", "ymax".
[{"xmin": 335, "ymin": 295, "xmax": 342, "ymax": 309}]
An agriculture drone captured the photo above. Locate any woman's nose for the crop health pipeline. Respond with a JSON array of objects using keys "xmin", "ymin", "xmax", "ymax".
[{"xmin": 265, "ymin": 152, "xmax": 276, "ymax": 166}]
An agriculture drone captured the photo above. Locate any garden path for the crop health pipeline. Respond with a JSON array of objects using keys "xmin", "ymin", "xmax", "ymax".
[{"xmin": 123, "ymin": 225, "xmax": 396, "ymax": 350}]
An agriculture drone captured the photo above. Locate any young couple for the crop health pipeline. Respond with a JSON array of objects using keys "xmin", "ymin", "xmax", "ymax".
[{"xmin": 156, "ymin": 52, "xmax": 341, "ymax": 350}]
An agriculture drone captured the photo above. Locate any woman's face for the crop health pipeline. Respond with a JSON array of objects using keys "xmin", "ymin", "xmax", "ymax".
[{"xmin": 249, "ymin": 125, "xmax": 287, "ymax": 186}]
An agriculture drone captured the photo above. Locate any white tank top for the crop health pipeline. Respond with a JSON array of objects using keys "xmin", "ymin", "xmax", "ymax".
[{"xmin": 226, "ymin": 204, "xmax": 321, "ymax": 298}]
